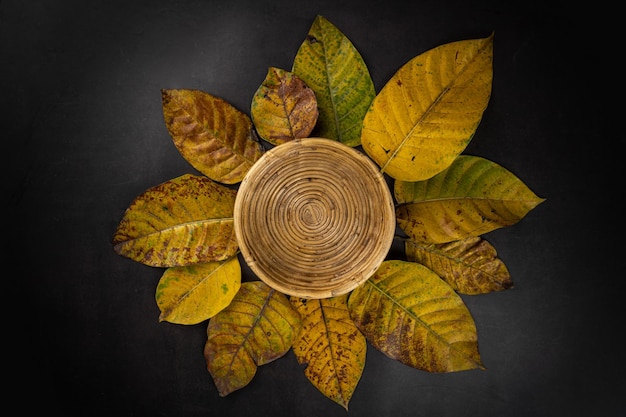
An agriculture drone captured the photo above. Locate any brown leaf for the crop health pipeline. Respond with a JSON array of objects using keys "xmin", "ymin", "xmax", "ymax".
[
  {"xmin": 112, "ymin": 174, "xmax": 238, "ymax": 267},
  {"xmin": 162, "ymin": 88, "xmax": 264, "ymax": 184},
  {"xmin": 405, "ymin": 237, "xmax": 513, "ymax": 295},
  {"xmin": 290, "ymin": 294, "xmax": 366, "ymax": 410},
  {"xmin": 251, "ymin": 67, "xmax": 318, "ymax": 145},
  {"xmin": 348, "ymin": 260, "xmax": 484, "ymax": 373},
  {"xmin": 204, "ymin": 281, "xmax": 302, "ymax": 396}
]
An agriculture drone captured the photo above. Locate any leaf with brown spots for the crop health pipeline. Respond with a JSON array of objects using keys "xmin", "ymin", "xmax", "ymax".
[
  {"xmin": 251, "ymin": 67, "xmax": 318, "ymax": 145},
  {"xmin": 292, "ymin": 15, "xmax": 375, "ymax": 147},
  {"xmin": 394, "ymin": 155, "xmax": 545, "ymax": 244},
  {"xmin": 290, "ymin": 294, "xmax": 366, "ymax": 410},
  {"xmin": 162, "ymin": 88, "xmax": 264, "ymax": 185},
  {"xmin": 405, "ymin": 237, "xmax": 513, "ymax": 295},
  {"xmin": 348, "ymin": 260, "xmax": 484, "ymax": 373},
  {"xmin": 156, "ymin": 257, "xmax": 241, "ymax": 325},
  {"xmin": 112, "ymin": 174, "xmax": 238, "ymax": 267},
  {"xmin": 361, "ymin": 34, "xmax": 494, "ymax": 181},
  {"xmin": 204, "ymin": 281, "xmax": 302, "ymax": 396}
]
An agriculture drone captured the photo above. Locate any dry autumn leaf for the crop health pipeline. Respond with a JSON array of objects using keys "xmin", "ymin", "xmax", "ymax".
[
  {"xmin": 156, "ymin": 257, "xmax": 242, "ymax": 325},
  {"xmin": 405, "ymin": 237, "xmax": 512, "ymax": 295},
  {"xmin": 290, "ymin": 294, "xmax": 366, "ymax": 410},
  {"xmin": 362, "ymin": 34, "xmax": 494, "ymax": 181},
  {"xmin": 162, "ymin": 88, "xmax": 264, "ymax": 184},
  {"xmin": 394, "ymin": 155, "xmax": 545, "ymax": 244},
  {"xmin": 112, "ymin": 174, "xmax": 238, "ymax": 267},
  {"xmin": 251, "ymin": 67, "xmax": 318, "ymax": 145},
  {"xmin": 348, "ymin": 260, "xmax": 484, "ymax": 373},
  {"xmin": 292, "ymin": 15, "xmax": 375, "ymax": 147},
  {"xmin": 204, "ymin": 281, "xmax": 302, "ymax": 396}
]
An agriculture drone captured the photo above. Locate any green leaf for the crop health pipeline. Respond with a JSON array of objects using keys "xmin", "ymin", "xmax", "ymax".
[
  {"xmin": 204, "ymin": 281, "xmax": 302, "ymax": 396},
  {"xmin": 251, "ymin": 67, "xmax": 318, "ymax": 145},
  {"xmin": 112, "ymin": 174, "xmax": 238, "ymax": 267},
  {"xmin": 361, "ymin": 34, "xmax": 494, "ymax": 181},
  {"xmin": 156, "ymin": 257, "xmax": 242, "ymax": 325},
  {"xmin": 405, "ymin": 237, "xmax": 513, "ymax": 295},
  {"xmin": 290, "ymin": 294, "xmax": 366, "ymax": 410},
  {"xmin": 162, "ymin": 88, "xmax": 264, "ymax": 185},
  {"xmin": 348, "ymin": 260, "xmax": 484, "ymax": 373},
  {"xmin": 394, "ymin": 155, "xmax": 545, "ymax": 243},
  {"xmin": 292, "ymin": 15, "xmax": 375, "ymax": 147}
]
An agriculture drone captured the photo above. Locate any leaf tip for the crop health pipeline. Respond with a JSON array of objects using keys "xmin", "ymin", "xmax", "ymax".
[{"xmin": 532, "ymin": 196, "xmax": 547, "ymax": 210}]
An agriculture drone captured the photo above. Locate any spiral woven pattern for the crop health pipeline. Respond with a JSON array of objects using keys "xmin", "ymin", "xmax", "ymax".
[{"xmin": 234, "ymin": 138, "xmax": 396, "ymax": 298}]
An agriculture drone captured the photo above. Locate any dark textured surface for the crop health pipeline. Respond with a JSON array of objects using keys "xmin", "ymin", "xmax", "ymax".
[{"xmin": 4, "ymin": 1, "xmax": 617, "ymax": 416}]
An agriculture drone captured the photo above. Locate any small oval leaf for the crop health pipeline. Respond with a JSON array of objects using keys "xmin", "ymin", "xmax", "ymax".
[
  {"xmin": 405, "ymin": 237, "xmax": 512, "ymax": 295},
  {"xmin": 290, "ymin": 294, "xmax": 366, "ymax": 410},
  {"xmin": 204, "ymin": 281, "xmax": 302, "ymax": 396},
  {"xmin": 292, "ymin": 15, "xmax": 375, "ymax": 147},
  {"xmin": 112, "ymin": 174, "xmax": 238, "ymax": 267},
  {"xmin": 348, "ymin": 260, "xmax": 484, "ymax": 373},
  {"xmin": 362, "ymin": 34, "xmax": 494, "ymax": 181},
  {"xmin": 156, "ymin": 257, "xmax": 242, "ymax": 325},
  {"xmin": 251, "ymin": 67, "xmax": 318, "ymax": 145},
  {"xmin": 162, "ymin": 88, "xmax": 264, "ymax": 184},
  {"xmin": 395, "ymin": 155, "xmax": 545, "ymax": 243}
]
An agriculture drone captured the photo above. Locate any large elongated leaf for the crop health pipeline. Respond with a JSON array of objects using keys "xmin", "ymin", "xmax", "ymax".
[
  {"xmin": 162, "ymin": 88, "xmax": 264, "ymax": 184},
  {"xmin": 251, "ymin": 67, "xmax": 318, "ymax": 145},
  {"xmin": 395, "ymin": 155, "xmax": 545, "ymax": 244},
  {"xmin": 348, "ymin": 260, "xmax": 483, "ymax": 372},
  {"xmin": 405, "ymin": 237, "xmax": 512, "ymax": 295},
  {"xmin": 204, "ymin": 281, "xmax": 302, "ymax": 396},
  {"xmin": 112, "ymin": 174, "xmax": 238, "ymax": 267},
  {"xmin": 292, "ymin": 15, "xmax": 375, "ymax": 147},
  {"xmin": 156, "ymin": 257, "xmax": 241, "ymax": 325},
  {"xmin": 290, "ymin": 294, "xmax": 366, "ymax": 410},
  {"xmin": 361, "ymin": 34, "xmax": 494, "ymax": 181}
]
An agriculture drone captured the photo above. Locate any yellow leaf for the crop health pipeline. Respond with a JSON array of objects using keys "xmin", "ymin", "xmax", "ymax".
[
  {"xmin": 156, "ymin": 257, "xmax": 241, "ymax": 325},
  {"xmin": 161, "ymin": 88, "xmax": 264, "ymax": 184},
  {"xmin": 405, "ymin": 237, "xmax": 512, "ymax": 295},
  {"xmin": 362, "ymin": 34, "xmax": 494, "ymax": 181},
  {"xmin": 204, "ymin": 281, "xmax": 302, "ymax": 396},
  {"xmin": 348, "ymin": 260, "xmax": 484, "ymax": 373},
  {"xmin": 251, "ymin": 67, "xmax": 318, "ymax": 145},
  {"xmin": 292, "ymin": 15, "xmax": 375, "ymax": 147},
  {"xmin": 290, "ymin": 294, "xmax": 366, "ymax": 410},
  {"xmin": 112, "ymin": 174, "xmax": 238, "ymax": 267},
  {"xmin": 394, "ymin": 155, "xmax": 545, "ymax": 243}
]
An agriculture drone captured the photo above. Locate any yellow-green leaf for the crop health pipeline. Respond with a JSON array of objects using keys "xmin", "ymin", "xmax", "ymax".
[
  {"xmin": 292, "ymin": 15, "xmax": 375, "ymax": 147},
  {"xmin": 204, "ymin": 281, "xmax": 302, "ymax": 396},
  {"xmin": 348, "ymin": 260, "xmax": 484, "ymax": 373},
  {"xmin": 290, "ymin": 294, "xmax": 366, "ymax": 411},
  {"xmin": 156, "ymin": 257, "xmax": 241, "ymax": 325},
  {"xmin": 162, "ymin": 88, "xmax": 264, "ymax": 184},
  {"xmin": 361, "ymin": 34, "xmax": 494, "ymax": 181},
  {"xmin": 251, "ymin": 67, "xmax": 318, "ymax": 145},
  {"xmin": 395, "ymin": 155, "xmax": 545, "ymax": 243},
  {"xmin": 112, "ymin": 174, "xmax": 238, "ymax": 267},
  {"xmin": 405, "ymin": 237, "xmax": 512, "ymax": 295}
]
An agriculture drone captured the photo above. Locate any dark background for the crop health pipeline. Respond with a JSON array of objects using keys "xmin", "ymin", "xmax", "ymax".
[{"xmin": 4, "ymin": 0, "xmax": 618, "ymax": 416}]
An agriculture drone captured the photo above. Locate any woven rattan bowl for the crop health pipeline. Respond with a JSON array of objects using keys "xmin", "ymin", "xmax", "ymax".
[{"xmin": 234, "ymin": 137, "xmax": 396, "ymax": 299}]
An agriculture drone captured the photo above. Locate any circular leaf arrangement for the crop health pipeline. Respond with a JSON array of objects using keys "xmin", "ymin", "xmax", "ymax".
[
  {"xmin": 112, "ymin": 15, "xmax": 545, "ymax": 411},
  {"xmin": 235, "ymin": 138, "xmax": 396, "ymax": 299}
]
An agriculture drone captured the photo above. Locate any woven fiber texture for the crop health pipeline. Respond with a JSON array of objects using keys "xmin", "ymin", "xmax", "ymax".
[{"xmin": 234, "ymin": 138, "xmax": 396, "ymax": 298}]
